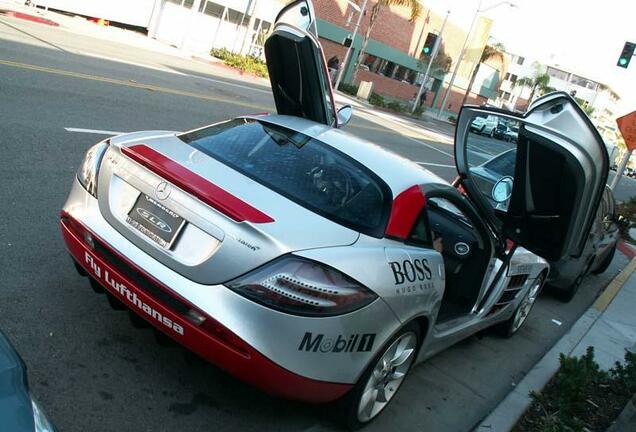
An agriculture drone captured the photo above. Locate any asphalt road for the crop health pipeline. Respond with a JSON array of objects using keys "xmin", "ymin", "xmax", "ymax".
[{"xmin": 0, "ymin": 14, "xmax": 632, "ymax": 432}]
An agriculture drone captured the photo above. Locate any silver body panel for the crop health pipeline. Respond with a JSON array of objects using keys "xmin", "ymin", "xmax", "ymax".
[{"xmin": 62, "ymin": 116, "xmax": 549, "ymax": 384}]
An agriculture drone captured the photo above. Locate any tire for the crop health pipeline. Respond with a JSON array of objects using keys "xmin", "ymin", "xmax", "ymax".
[
  {"xmin": 554, "ymin": 274, "xmax": 583, "ymax": 303},
  {"xmin": 479, "ymin": 126, "xmax": 485, "ymax": 135},
  {"xmin": 338, "ymin": 323, "xmax": 420, "ymax": 430},
  {"xmin": 490, "ymin": 129, "xmax": 495, "ymax": 138},
  {"xmin": 496, "ymin": 273, "xmax": 545, "ymax": 338},
  {"xmin": 591, "ymin": 245, "xmax": 616, "ymax": 275}
]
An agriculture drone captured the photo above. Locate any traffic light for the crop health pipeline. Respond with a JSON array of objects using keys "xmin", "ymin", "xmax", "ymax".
[
  {"xmin": 422, "ymin": 32, "xmax": 438, "ymax": 57},
  {"xmin": 617, "ymin": 42, "xmax": 635, "ymax": 68}
]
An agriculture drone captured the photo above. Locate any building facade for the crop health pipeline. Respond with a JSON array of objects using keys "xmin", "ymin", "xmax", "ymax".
[
  {"xmin": 37, "ymin": 0, "xmax": 507, "ymax": 116},
  {"xmin": 315, "ymin": 0, "xmax": 505, "ymax": 116}
]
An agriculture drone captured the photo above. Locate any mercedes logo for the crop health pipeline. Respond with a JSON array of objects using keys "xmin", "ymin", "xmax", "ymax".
[{"xmin": 155, "ymin": 181, "xmax": 171, "ymax": 201}]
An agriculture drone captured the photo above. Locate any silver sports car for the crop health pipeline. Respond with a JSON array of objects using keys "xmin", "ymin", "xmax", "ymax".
[{"xmin": 59, "ymin": 1, "xmax": 610, "ymax": 428}]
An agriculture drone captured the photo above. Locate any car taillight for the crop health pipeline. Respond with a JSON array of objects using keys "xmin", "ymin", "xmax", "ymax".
[
  {"xmin": 77, "ymin": 140, "xmax": 110, "ymax": 197},
  {"xmin": 226, "ymin": 256, "xmax": 377, "ymax": 316}
]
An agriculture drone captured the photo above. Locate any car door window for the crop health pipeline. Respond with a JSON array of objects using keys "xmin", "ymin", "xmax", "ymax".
[{"xmin": 464, "ymin": 114, "xmax": 522, "ymax": 213}]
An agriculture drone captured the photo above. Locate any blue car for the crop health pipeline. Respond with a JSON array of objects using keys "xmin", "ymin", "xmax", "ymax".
[{"xmin": 0, "ymin": 330, "xmax": 56, "ymax": 432}]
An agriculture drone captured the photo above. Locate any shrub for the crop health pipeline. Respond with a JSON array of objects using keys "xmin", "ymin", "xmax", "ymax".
[
  {"xmin": 368, "ymin": 92, "xmax": 385, "ymax": 107},
  {"xmin": 337, "ymin": 83, "xmax": 359, "ymax": 96},
  {"xmin": 210, "ymin": 48, "xmax": 268, "ymax": 78},
  {"xmin": 515, "ymin": 347, "xmax": 636, "ymax": 432},
  {"xmin": 387, "ymin": 101, "xmax": 405, "ymax": 112}
]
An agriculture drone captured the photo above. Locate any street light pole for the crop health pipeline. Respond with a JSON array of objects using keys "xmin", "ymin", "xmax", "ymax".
[
  {"xmin": 411, "ymin": 10, "xmax": 450, "ymax": 114},
  {"xmin": 435, "ymin": 0, "xmax": 516, "ymax": 119},
  {"xmin": 334, "ymin": 0, "xmax": 368, "ymax": 91}
]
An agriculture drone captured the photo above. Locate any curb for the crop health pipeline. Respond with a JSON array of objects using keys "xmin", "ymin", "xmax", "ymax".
[
  {"xmin": 475, "ymin": 257, "xmax": 636, "ymax": 432},
  {"xmin": 607, "ymin": 393, "xmax": 636, "ymax": 432},
  {"xmin": 0, "ymin": 10, "xmax": 59, "ymax": 26}
]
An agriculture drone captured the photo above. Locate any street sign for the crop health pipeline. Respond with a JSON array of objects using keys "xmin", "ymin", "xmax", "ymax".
[{"xmin": 617, "ymin": 111, "xmax": 636, "ymax": 152}]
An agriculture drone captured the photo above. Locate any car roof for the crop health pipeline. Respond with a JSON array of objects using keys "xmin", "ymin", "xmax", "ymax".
[{"xmin": 242, "ymin": 114, "xmax": 450, "ymax": 194}]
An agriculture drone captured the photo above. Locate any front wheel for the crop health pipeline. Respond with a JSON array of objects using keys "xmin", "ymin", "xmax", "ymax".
[
  {"xmin": 497, "ymin": 274, "xmax": 545, "ymax": 338},
  {"xmin": 339, "ymin": 323, "xmax": 420, "ymax": 430}
]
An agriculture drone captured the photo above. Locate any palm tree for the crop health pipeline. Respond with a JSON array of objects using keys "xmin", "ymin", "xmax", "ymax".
[
  {"xmin": 460, "ymin": 43, "xmax": 505, "ymax": 107},
  {"xmin": 351, "ymin": 0, "xmax": 422, "ymax": 81},
  {"xmin": 513, "ymin": 71, "xmax": 553, "ymax": 105}
]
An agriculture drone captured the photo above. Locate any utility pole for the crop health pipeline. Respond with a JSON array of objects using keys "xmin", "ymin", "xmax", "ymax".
[
  {"xmin": 411, "ymin": 10, "xmax": 450, "ymax": 114},
  {"xmin": 436, "ymin": 0, "xmax": 482, "ymax": 119},
  {"xmin": 436, "ymin": 0, "xmax": 516, "ymax": 119},
  {"xmin": 334, "ymin": 0, "xmax": 368, "ymax": 91},
  {"xmin": 610, "ymin": 149, "xmax": 632, "ymax": 190}
]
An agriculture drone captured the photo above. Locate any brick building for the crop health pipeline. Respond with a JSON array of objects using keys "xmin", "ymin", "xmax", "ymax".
[{"xmin": 314, "ymin": 0, "xmax": 507, "ymax": 116}]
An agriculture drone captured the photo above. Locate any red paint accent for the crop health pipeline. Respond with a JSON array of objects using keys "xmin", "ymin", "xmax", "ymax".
[
  {"xmin": 617, "ymin": 241, "xmax": 636, "ymax": 260},
  {"xmin": 121, "ymin": 145, "xmax": 274, "ymax": 224},
  {"xmin": 385, "ymin": 185, "xmax": 426, "ymax": 239},
  {"xmin": 3, "ymin": 11, "xmax": 59, "ymax": 26},
  {"xmin": 506, "ymin": 239, "xmax": 516, "ymax": 252},
  {"xmin": 60, "ymin": 213, "xmax": 351, "ymax": 403}
]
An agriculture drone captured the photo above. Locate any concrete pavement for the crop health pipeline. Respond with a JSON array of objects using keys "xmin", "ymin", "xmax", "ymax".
[{"xmin": 477, "ymin": 254, "xmax": 636, "ymax": 431}]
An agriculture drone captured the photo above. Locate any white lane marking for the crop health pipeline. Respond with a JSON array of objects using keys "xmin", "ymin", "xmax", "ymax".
[
  {"xmin": 416, "ymin": 162, "xmax": 456, "ymax": 168},
  {"xmin": 405, "ymin": 135, "xmax": 455, "ymax": 158},
  {"xmin": 68, "ymin": 51, "xmax": 271, "ymax": 94},
  {"xmin": 65, "ymin": 127, "xmax": 125, "ymax": 135},
  {"xmin": 551, "ymin": 319, "xmax": 563, "ymax": 326}
]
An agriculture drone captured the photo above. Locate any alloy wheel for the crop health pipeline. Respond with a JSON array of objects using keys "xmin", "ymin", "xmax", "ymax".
[
  {"xmin": 511, "ymin": 275, "xmax": 544, "ymax": 333},
  {"xmin": 356, "ymin": 331, "xmax": 417, "ymax": 423}
]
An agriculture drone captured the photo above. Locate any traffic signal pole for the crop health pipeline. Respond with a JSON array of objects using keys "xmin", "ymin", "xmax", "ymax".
[{"xmin": 411, "ymin": 11, "xmax": 450, "ymax": 114}]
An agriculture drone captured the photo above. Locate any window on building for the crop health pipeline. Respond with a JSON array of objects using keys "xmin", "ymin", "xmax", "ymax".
[
  {"xmin": 200, "ymin": 1, "xmax": 225, "ymax": 17},
  {"xmin": 504, "ymin": 72, "xmax": 510, "ymax": 80},
  {"xmin": 570, "ymin": 74, "xmax": 598, "ymax": 90},
  {"xmin": 516, "ymin": 56, "xmax": 525, "ymax": 65},
  {"xmin": 510, "ymin": 74, "xmax": 517, "ymax": 83},
  {"xmin": 183, "ymin": 0, "xmax": 194, "ymax": 8},
  {"xmin": 381, "ymin": 61, "xmax": 397, "ymax": 78},
  {"xmin": 226, "ymin": 8, "xmax": 248, "ymax": 25},
  {"xmin": 547, "ymin": 67, "xmax": 569, "ymax": 81}
]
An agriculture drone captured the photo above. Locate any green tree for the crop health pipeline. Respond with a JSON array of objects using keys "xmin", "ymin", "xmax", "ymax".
[
  {"xmin": 351, "ymin": 0, "xmax": 422, "ymax": 82},
  {"xmin": 575, "ymin": 96, "xmax": 595, "ymax": 117},
  {"xmin": 461, "ymin": 43, "xmax": 505, "ymax": 107},
  {"xmin": 514, "ymin": 70, "xmax": 554, "ymax": 105}
]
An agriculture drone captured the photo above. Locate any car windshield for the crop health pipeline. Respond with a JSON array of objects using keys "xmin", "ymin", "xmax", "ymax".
[{"xmin": 179, "ymin": 118, "xmax": 391, "ymax": 237}]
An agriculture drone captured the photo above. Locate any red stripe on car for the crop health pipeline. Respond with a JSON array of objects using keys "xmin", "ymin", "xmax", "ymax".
[
  {"xmin": 60, "ymin": 213, "xmax": 351, "ymax": 403},
  {"xmin": 121, "ymin": 144, "xmax": 274, "ymax": 224},
  {"xmin": 385, "ymin": 185, "xmax": 426, "ymax": 239}
]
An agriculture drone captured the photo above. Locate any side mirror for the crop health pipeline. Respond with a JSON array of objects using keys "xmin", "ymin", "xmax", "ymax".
[
  {"xmin": 336, "ymin": 105, "xmax": 353, "ymax": 128},
  {"xmin": 492, "ymin": 176, "xmax": 513, "ymax": 203}
]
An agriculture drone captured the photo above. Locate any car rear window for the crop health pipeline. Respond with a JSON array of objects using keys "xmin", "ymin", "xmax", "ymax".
[{"xmin": 179, "ymin": 119, "xmax": 391, "ymax": 237}]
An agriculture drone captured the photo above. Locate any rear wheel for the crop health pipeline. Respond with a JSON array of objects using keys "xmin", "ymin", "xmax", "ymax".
[
  {"xmin": 339, "ymin": 323, "xmax": 420, "ymax": 430},
  {"xmin": 497, "ymin": 274, "xmax": 544, "ymax": 337},
  {"xmin": 591, "ymin": 246, "xmax": 616, "ymax": 275}
]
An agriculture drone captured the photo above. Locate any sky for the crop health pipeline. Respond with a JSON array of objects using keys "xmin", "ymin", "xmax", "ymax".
[{"xmin": 422, "ymin": 0, "xmax": 636, "ymax": 116}]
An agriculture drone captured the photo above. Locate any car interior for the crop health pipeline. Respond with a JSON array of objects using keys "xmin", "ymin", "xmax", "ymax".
[{"xmin": 422, "ymin": 194, "xmax": 492, "ymax": 322}]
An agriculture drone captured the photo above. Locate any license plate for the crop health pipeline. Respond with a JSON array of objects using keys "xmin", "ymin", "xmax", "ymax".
[{"xmin": 126, "ymin": 194, "xmax": 186, "ymax": 249}]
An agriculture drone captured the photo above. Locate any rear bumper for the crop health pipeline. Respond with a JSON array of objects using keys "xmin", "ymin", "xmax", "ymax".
[{"xmin": 61, "ymin": 212, "xmax": 352, "ymax": 403}]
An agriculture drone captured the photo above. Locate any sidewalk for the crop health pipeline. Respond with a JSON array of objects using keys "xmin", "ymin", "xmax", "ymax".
[{"xmin": 477, "ymin": 253, "xmax": 636, "ymax": 431}]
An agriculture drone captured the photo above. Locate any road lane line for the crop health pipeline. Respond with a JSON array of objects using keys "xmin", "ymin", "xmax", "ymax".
[
  {"xmin": 65, "ymin": 128, "xmax": 125, "ymax": 135},
  {"xmin": 416, "ymin": 162, "xmax": 455, "ymax": 168},
  {"xmin": 405, "ymin": 135, "xmax": 455, "ymax": 158},
  {"xmin": 0, "ymin": 59, "xmax": 270, "ymax": 111}
]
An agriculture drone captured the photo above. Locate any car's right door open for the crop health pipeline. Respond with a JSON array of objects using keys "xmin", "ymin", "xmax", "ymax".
[{"xmin": 454, "ymin": 92, "xmax": 609, "ymax": 261}]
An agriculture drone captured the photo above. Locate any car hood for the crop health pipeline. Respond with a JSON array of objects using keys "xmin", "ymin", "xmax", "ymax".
[{"xmin": 97, "ymin": 130, "xmax": 360, "ymax": 285}]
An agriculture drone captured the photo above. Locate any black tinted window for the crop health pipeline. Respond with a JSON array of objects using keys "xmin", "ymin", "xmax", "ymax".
[{"xmin": 180, "ymin": 119, "xmax": 390, "ymax": 237}]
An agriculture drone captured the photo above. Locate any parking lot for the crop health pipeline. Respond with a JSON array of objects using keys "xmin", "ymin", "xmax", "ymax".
[{"xmin": 0, "ymin": 15, "xmax": 632, "ymax": 431}]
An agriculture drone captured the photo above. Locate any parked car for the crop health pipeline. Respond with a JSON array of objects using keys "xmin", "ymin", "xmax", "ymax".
[
  {"xmin": 504, "ymin": 124, "xmax": 519, "ymax": 142},
  {"xmin": 469, "ymin": 115, "xmax": 498, "ymax": 135},
  {"xmin": 467, "ymin": 127, "xmax": 618, "ymax": 302},
  {"xmin": 0, "ymin": 330, "xmax": 56, "ymax": 432},
  {"xmin": 59, "ymin": 1, "xmax": 610, "ymax": 428}
]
